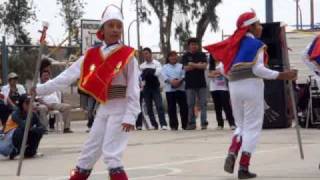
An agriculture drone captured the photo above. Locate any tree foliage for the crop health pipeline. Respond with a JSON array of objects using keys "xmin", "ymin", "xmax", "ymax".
[
  {"xmin": 56, "ymin": 0, "xmax": 85, "ymax": 46},
  {"xmin": 0, "ymin": 0, "xmax": 36, "ymax": 44}
]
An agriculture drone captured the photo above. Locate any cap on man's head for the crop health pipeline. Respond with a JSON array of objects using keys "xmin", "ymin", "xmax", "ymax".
[
  {"xmin": 96, "ymin": 4, "xmax": 123, "ymax": 41},
  {"xmin": 8, "ymin": 72, "xmax": 18, "ymax": 80}
]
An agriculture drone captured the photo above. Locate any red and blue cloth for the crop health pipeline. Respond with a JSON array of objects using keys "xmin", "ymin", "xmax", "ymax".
[
  {"xmin": 204, "ymin": 12, "xmax": 259, "ymax": 74},
  {"xmin": 308, "ymin": 36, "xmax": 320, "ymax": 64}
]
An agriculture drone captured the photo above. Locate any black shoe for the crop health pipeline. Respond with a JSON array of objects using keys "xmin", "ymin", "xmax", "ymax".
[
  {"xmin": 224, "ymin": 154, "xmax": 236, "ymax": 174},
  {"xmin": 201, "ymin": 125, "xmax": 208, "ymax": 130},
  {"xmin": 185, "ymin": 124, "xmax": 196, "ymax": 130},
  {"xmin": 9, "ymin": 149, "xmax": 18, "ymax": 160},
  {"xmin": 238, "ymin": 169, "xmax": 257, "ymax": 179},
  {"xmin": 63, "ymin": 128, "xmax": 73, "ymax": 134}
]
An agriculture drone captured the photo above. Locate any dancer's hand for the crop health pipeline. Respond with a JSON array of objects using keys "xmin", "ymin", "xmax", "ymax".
[
  {"xmin": 122, "ymin": 123, "xmax": 134, "ymax": 132},
  {"xmin": 277, "ymin": 69, "xmax": 298, "ymax": 81},
  {"xmin": 30, "ymin": 87, "xmax": 37, "ymax": 97}
]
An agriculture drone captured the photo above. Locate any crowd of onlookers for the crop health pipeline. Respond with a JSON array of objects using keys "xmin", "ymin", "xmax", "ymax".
[
  {"xmin": 0, "ymin": 37, "xmax": 237, "ymax": 159},
  {"xmin": 136, "ymin": 37, "xmax": 236, "ymax": 131}
]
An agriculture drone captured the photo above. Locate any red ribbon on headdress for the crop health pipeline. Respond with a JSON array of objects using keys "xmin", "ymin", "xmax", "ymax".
[{"xmin": 204, "ymin": 12, "xmax": 257, "ymax": 74}]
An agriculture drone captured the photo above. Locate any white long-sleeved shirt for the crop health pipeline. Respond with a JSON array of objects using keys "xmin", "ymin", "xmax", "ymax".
[
  {"xmin": 140, "ymin": 59, "xmax": 162, "ymax": 77},
  {"xmin": 37, "ymin": 43, "xmax": 141, "ymax": 125},
  {"xmin": 247, "ymin": 33, "xmax": 279, "ymax": 80},
  {"xmin": 218, "ymin": 33, "xmax": 279, "ymax": 80},
  {"xmin": 160, "ymin": 63, "xmax": 185, "ymax": 92}
]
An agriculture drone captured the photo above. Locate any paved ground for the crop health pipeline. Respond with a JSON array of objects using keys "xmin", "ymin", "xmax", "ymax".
[{"xmin": 0, "ymin": 111, "xmax": 320, "ymax": 180}]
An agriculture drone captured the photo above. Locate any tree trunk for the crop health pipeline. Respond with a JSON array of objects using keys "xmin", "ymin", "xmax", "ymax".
[{"xmin": 196, "ymin": 13, "xmax": 210, "ymax": 47}]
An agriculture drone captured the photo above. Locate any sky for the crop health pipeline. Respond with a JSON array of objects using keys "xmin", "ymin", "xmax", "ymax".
[{"xmin": 0, "ymin": 0, "xmax": 319, "ymax": 52}]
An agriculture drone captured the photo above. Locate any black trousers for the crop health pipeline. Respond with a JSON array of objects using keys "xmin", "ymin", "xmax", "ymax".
[
  {"xmin": 12, "ymin": 127, "xmax": 44, "ymax": 157},
  {"xmin": 143, "ymin": 88, "xmax": 167, "ymax": 128},
  {"xmin": 211, "ymin": 91, "xmax": 235, "ymax": 127},
  {"xmin": 136, "ymin": 92, "xmax": 145, "ymax": 128},
  {"xmin": 166, "ymin": 91, "xmax": 188, "ymax": 130}
]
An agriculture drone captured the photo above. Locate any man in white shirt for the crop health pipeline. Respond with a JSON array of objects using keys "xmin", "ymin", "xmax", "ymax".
[
  {"xmin": 205, "ymin": 12, "xmax": 297, "ymax": 179},
  {"xmin": 1, "ymin": 72, "xmax": 26, "ymax": 126},
  {"xmin": 140, "ymin": 47, "xmax": 168, "ymax": 130},
  {"xmin": 34, "ymin": 5, "xmax": 140, "ymax": 180},
  {"xmin": 36, "ymin": 71, "xmax": 73, "ymax": 133},
  {"xmin": 1, "ymin": 72, "xmax": 26, "ymax": 106}
]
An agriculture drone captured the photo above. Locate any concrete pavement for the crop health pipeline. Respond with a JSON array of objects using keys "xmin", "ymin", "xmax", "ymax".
[{"xmin": 0, "ymin": 111, "xmax": 320, "ymax": 180}]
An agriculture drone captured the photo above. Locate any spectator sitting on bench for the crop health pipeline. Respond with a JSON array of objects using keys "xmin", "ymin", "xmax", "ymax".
[{"xmin": 36, "ymin": 70, "xmax": 73, "ymax": 133}]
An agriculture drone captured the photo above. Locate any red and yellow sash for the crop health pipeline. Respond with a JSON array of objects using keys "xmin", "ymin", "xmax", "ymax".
[{"xmin": 78, "ymin": 45, "xmax": 135, "ymax": 103}]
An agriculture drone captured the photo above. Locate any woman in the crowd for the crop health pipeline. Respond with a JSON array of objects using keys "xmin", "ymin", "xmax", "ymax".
[
  {"xmin": 0, "ymin": 94, "xmax": 45, "ymax": 159},
  {"xmin": 208, "ymin": 55, "xmax": 236, "ymax": 130},
  {"xmin": 161, "ymin": 51, "xmax": 188, "ymax": 130}
]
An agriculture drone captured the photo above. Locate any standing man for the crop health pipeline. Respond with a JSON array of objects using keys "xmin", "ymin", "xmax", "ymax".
[
  {"xmin": 34, "ymin": 5, "xmax": 140, "ymax": 180},
  {"xmin": 205, "ymin": 12, "xmax": 297, "ymax": 179},
  {"xmin": 182, "ymin": 38, "xmax": 208, "ymax": 130},
  {"xmin": 140, "ymin": 47, "xmax": 168, "ymax": 130}
]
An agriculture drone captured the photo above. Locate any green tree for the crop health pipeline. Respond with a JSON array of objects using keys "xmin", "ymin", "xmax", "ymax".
[
  {"xmin": 143, "ymin": 0, "xmax": 189, "ymax": 58},
  {"xmin": 177, "ymin": 0, "xmax": 222, "ymax": 47},
  {"xmin": 56, "ymin": 0, "xmax": 85, "ymax": 46},
  {"xmin": 0, "ymin": 0, "xmax": 36, "ymax": 44}
]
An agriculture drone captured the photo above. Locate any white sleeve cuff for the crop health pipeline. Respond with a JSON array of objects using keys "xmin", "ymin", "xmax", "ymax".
[{"xmin": 122, "ymin": 113, "xmax": 138, "ymax": 126}]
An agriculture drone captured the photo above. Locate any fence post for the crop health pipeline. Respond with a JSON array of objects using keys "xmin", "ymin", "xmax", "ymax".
[{"xmin": 1, "ymin": 36, "xmax": 9, "ymax": 85}]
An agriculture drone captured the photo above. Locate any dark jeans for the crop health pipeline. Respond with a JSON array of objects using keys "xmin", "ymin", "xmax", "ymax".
[
  {"xmin": 12, "ymin": 127, "xmax": 44, "ymax": 157},
  {"xmin": 143, "ymin": 88, "xmax": 167, "ymax": 128},
  {"xmin": 166, "ymin": 91, "xmax": 188, "ymax": 130},
  {"xmin": 211, "ymin": 91, "xmax": 235, "ymax": 127},
  {"xmin": 136, "ymin": 92, "xmax": 145, "ymax": 128},
  {"xmin": 86, "ymin": 97, "xmax": 96, "ymax": 128}
]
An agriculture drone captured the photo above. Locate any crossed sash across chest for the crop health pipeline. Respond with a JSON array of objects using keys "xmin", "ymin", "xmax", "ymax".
[{"xmin": 79, "ymin": 45, "xmax": 135, "ymax": 104}]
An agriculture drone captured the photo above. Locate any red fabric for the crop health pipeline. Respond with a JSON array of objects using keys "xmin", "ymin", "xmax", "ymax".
[
  {"xmin": 228, "ymin": 135, "xmax": 242, "ymax": 155},
  {"xmin": 204, "ymin": 12, "xmax": 256, "ymax": 74},
  {"xmin": 79, "ymin": 45, "xmax": 134, "ymax": 103},
  {"xmin": 311, "ymin": 36, "xmax": 320, "ymax": 59},
  {"xmin": 69, "ymin": 170, "xmax": 90, "ymax": 180},
  {"xmin": 96, "ymin": 29, "xmax": 104, "ymax": 41},
  {"xmin": 110, "ymin": 171, "xmax": 128, "ymax": 180},
  {"xmin": 240, "ymin": 152, "xmax": 251, "ymax": 168}
]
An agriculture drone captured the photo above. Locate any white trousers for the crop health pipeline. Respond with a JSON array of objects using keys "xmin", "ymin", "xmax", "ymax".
[
  {"xmin": 229, "ymin": 78, "xmax": 265, "ymax": 153},
  {"xmin": 77, "ymin": 112, "xmax": 129, "ymax": 170}
]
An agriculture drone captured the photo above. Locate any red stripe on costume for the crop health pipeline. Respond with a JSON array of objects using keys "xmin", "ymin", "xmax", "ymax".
[{"xmin": 311, "ymin": 36, "xmax": 320, "ymax": 60}]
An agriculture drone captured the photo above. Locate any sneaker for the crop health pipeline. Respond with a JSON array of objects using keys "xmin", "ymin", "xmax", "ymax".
[
  {"xmin": 201, "ymin": 125, "xmax": 208, "ymax": 130},
  {"xmin": 63, "ymin": 128, "xmax": 74, "ymax": 134},
  {"xmin": 136, "ymin": 126, "xmax": 142, "ymax": 131},
  {"xmin": 238, "ymin": 169, "xmax": 257, "ymax": 179},
  {"xmin": 216, "ymin": 126, "xmax": 223, "ymax": 130},
  {"xmin": 86, "ymin": 128, "xmax": 91, "ymax": 133},
  {"xmin": 224, "ymin": 154, "xmax": 236, "ymax": 174},
  {"xmin": 161, "ymin": 126, "xmax": 168, "ymax": 130},
  {"xmin": 230, "ymin": 125, "xmax": 236, "ymax": 130},
  {"xmin": 185, "ymin": 124, "xmax": 196, "ymax": 130}
]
